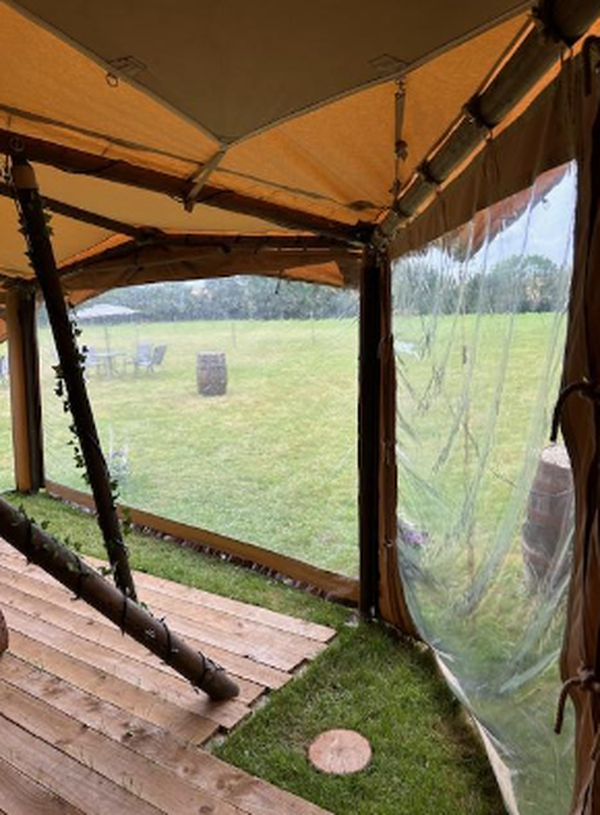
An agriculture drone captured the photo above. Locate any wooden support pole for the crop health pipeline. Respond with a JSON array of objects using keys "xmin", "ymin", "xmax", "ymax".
[
  {"xmin": 0, "ymin": 608, "xmax": 8, "ymax": 654},
  {"xmin": 10, "ymin": 158, "xmax": 137, "ymax": 601},
  {"xmin": 359, "ymin": 248, "xmax": 382, "ymax": 617},
  {"xmin": 6, "ymin": 285, "xmax": 44, "ymax": 493},
  {"xmin": 0, "ymin": 130, "xmax": 365, "ymax": 246},
  {"xmin": 0, "ymin": 496, "xmax": 239, "ymax": 700}
]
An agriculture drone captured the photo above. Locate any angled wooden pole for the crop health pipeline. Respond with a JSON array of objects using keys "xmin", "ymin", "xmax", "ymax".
[
  {"xmin": 0, "ymin": 607, "xmax": 7, "ymax": 654},
  {"xmin": 10, "ymin": 157, "xmax": 137, "ymax": 601},
  {"xmin": 6, "ymin": 284, "xmax": 44, "ymax": 493},
  {"xmin": 0, "ymin": 497, "xmax": 239, "ymax": 699}
]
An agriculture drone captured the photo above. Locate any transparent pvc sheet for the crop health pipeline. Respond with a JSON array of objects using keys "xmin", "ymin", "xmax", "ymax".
[
  {"xmin": 394, "ymin": 163, "xmax": 576, "ymax": 814},
  {"xmin": 38, "ymin": 277, "xmax": 359, "ymax": 576}
]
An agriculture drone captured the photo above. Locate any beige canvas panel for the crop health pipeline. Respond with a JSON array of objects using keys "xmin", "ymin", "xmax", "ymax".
[
  {"xmin": 61, "ymin": 253, "xmax": 353, "ymax": 292},
  {"xmin": 389, "ymin": 54, "xmax": 580, "ymax": 258},
  {"xmin": 0, "ymin": 112, "xmax": 201, "ymax": 181},
  {"xmin": 0, "ymin": 194, "xmax": 112, "ymax": 277},
  {"xmin": 0, "ymin": 2, "xmax": 217, "ymax": 175},
  {"xmin": 33, "ymin": 165, "xmax": 296, "ymax": 235},
  {"xmin": 218, "ymin": 15, "xmax": 527, "ymax": 216},
  {"xmin": 10, "ymin": 0, "xmax": 528, "ymax": 143}
]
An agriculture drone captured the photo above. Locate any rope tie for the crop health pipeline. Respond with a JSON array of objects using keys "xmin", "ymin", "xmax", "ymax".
[
  {"xmin": 161, "ymin": 617, "xmax": 173, "ymax": 662},
  {"xmin": 74, "ymin": 556, "xmax": 87, "ymax": 600},
  {"xmin": 551, "ymin": 379, "xmax": 600, "ymax": 442},
  {"xmin": 555, "ymin": 667, "xmax": 600, "ymax": 734}
]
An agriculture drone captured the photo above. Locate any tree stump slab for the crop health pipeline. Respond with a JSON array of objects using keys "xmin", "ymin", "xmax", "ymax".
[
  {"xmin": 0, "ymin": 607, "xmax": 8, "ymax": 654},
  {"xmin": 308, "ymin": 729, "xmax": 372, "ymax": 775}
]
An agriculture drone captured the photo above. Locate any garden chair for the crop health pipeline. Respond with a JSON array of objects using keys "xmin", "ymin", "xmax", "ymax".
[
  {"xmin": 150, "ymin": 344, "xmax": 167, "ymax": 372},
  {"xmin": 127, "ymin": 342, "xmax": 153, "ymax": 373}
]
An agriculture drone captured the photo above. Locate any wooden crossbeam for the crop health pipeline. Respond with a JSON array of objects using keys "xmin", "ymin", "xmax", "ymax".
[{"xmin": 0, "ymin": 130, "xmax": 368, "ymax": 245}]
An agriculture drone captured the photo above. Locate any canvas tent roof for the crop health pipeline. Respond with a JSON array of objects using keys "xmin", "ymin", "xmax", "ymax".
[
  {"xmin": 0, "ymin": 0, "xmax": 596, "ymax": 338},
  {"xmin": 0, "ymin": 3, "xmax": 534, "ymax": 300}
]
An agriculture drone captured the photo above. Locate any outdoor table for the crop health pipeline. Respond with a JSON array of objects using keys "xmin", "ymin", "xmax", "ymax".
[{"xmin": 94, "ymin": 350, "xmax": 127, "ymax": 376}]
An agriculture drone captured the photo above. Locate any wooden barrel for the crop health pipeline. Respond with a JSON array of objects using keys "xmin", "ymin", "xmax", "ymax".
[
  {"xmin": 196, "ymin": 352, "xmax": 227, "ymax": 396},
  {"xmin": 522, "ymin": 445, "xmax": 573, "ymax": 584}
]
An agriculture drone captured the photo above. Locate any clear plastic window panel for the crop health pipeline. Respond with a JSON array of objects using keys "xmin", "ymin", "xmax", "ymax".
[
  {"xmin": 38, "ymin": 277, "xmax": 359, "ymax": 576},
  {"xmin": 394, "ymin": 163, "xmax": 577, "ymax": 815}
]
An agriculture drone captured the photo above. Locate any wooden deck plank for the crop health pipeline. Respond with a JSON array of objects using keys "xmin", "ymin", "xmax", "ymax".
[
  {"xmin": 0, "ymin": 574, "xmax": 263, "ymax": 705},
  {"xmin": 0, "ymin": 654, "xmax": 328, "ymax": 815},
  {"xmin": 5, "ymin": 628, "xmax": 219, "ymax": 745},
  {"xmin": 0, "ymin": 560, "xmax": 290, "ymax": 690},
  {"xmin": 0, "ymin": 715, "xmax": 163, "ymax": 815},
  {"xmin": 0, "ymin": 542, "xmax": 335, "ymax": 642},
  {"xmin": 85, "ymin": 552, "xmax": 336, "ymax": 643},
  {"xmin": 0, "ymin": 560, "xmax": 319, "ymax": 672},
  {"xmin": 3, "ymin": 603, "xmax": 249, "ymax": 730},
  {"xmin": 0, "ymin": 681, "xmax": 241, "ymax": 815},
  {"xmin": 0, "ymin": 755, "xmax": 84, "ymax": 815},
  {"xmin": 0, "ymin": 538, "xmax": 335, "ymax": 814},
  {"xmin": 0, "ymin": 552, "xmax": 325, "ymax": 661}
]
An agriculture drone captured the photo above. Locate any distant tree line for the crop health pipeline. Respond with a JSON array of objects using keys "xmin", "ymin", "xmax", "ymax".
[
  {"xmin": 72, "ymin": 276, "xmax": 359, "ymax": 323},
  {"xmin": 393, "ymin": 254, "xmax": 569, "ymax": 316},
  {"xmin": 39, "ymin": 255, "xmax": 567, "ymax": 325}
]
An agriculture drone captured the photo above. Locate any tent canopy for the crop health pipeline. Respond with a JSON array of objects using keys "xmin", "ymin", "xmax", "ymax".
[
  {"xmin": 0, "ymin": 0, "xmax": 596, "ymax": 334},
  {"xmin": 0, "ymin": 1, "xmax": 546, "ymax": 315},
  {"xmin": 74, "ymin": 303, "xmax": 138, "ymax": 321}
]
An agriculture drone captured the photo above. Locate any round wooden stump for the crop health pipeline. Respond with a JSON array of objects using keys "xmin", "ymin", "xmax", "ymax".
[
  {"xmin": 0, "ymin": 608, "xmax": 8, "ymax": 654},
  {"xmin": 308, "ymin": 729, "xmax": 372, "ymax": 775}
]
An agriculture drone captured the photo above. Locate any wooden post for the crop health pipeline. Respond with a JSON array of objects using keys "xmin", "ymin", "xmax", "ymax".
[
  {"xmin": 0, "ymin": 608, "xmax": 8, "ymax": 654},
  {"xmin": 359, "ymin": 248, "xmax": 381, "ymax": 617},
  {"xmin": 6, "ymin": 284, "xmax": 44, "ymax": 492},
  {"xmin": 11, "ymin": 158, "xmax": 137, "ymax": 601},
  {"xmin": 0, "ymin": 496, "xmax": 239, "ymax": 700}
]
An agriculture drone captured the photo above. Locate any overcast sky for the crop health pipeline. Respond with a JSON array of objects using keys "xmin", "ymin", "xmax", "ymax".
[{"xmin": 484, "ymin": 166, "xmax": 576, "ymax": 268}]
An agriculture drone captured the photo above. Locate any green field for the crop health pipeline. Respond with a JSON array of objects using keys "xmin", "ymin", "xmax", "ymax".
[
  {"xmin": 393, "ymin": 308, "xmax": 573, "ymax": 815},
  {"xmin": 0, "ymin": 310, "xmax": 574, "ymax": 813},
  {"xmin": 37, "ymin": 316, "xmax": 360, "ymax": 576}
]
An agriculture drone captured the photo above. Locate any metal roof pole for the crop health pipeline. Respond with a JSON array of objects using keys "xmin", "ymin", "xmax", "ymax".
[{"xmin": 381, "ymin": 0, "xmax": 600, "ymax": 241}]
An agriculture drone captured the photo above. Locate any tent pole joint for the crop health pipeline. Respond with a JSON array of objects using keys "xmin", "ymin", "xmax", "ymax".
[{"xmin": 533, "ymin": 1, "xmax": 580, "ymax": 47}]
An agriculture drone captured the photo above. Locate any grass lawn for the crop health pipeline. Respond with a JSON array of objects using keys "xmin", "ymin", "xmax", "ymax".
[
  {"xmin": 3, "ymin": 491, "xmax": 505, "ymax": 815},
  {"xmin": 35, "ymin": 316, "xmax": 360, "ymax": 577},
  {"xmin": 0, "ymin": 307, "xmax": 573, "ymax": 812}
]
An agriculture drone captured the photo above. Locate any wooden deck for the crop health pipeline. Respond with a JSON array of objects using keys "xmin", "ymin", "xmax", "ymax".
[{"xmin": 0, "ymin": 540, "xmax": 335, "ymax": 814}]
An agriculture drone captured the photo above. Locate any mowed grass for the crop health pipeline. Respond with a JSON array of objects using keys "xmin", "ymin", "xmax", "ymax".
[
  {"xmin": 3, "ymin": 491, "xmax": 505, "ymax": 815},
  {"xmin": 215, "ymin": 623, "xmax": 505, "ymax": 815},
  {"xmin": 37, "ymin": 317, "xmax": 360, "ymax": 576},
  {"xmin": 0, "ymin": 311, "xmax": 572, "ymax": 812},
  {"xmin": 394, "ymin": 309, "xmax": 573, "ymax": 815}
]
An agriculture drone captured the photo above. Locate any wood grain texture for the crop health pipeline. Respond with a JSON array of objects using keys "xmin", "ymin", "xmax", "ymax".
[{"xmin": 0, "ymin": 538, "xmax": 334, "ymax": 814}]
